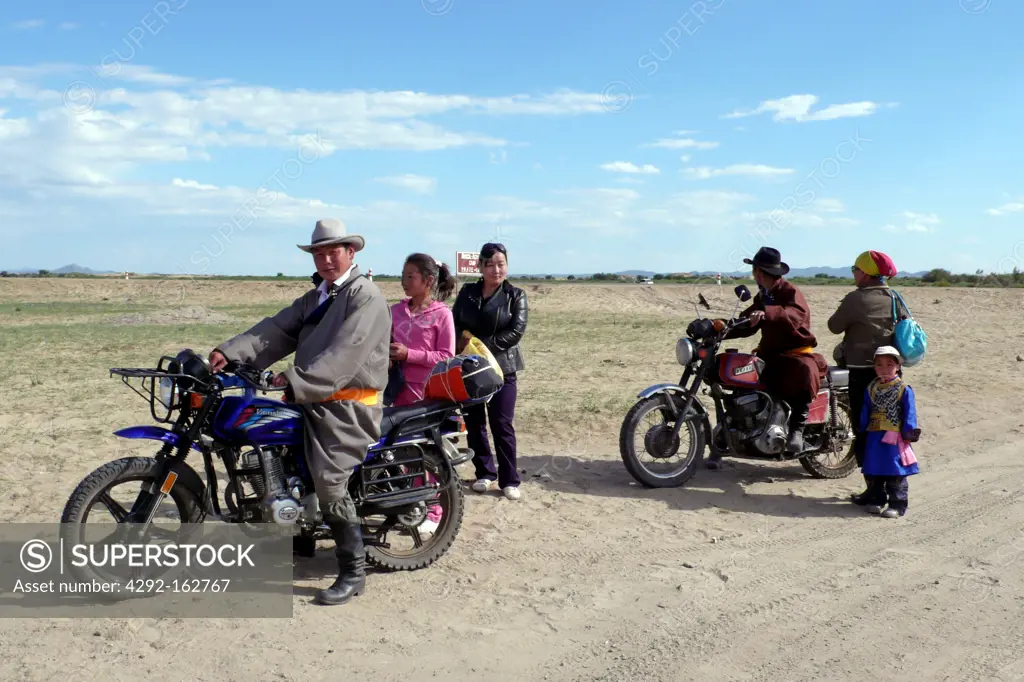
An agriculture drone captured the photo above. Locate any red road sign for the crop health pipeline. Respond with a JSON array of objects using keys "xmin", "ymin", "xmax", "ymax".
[{"xmin": 456, "ymin": 251, "xmax": 480, "ymax": 276}]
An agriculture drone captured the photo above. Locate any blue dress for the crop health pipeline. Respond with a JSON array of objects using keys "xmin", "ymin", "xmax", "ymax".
[{"xmin": 859, "ymin": 378, "xmax": 920, "ymax": 477}]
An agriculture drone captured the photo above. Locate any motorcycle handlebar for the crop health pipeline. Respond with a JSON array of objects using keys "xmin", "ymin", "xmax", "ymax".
[{"xmin": 219, "ymin": 361, "xmax": 285, "ymax": 393}]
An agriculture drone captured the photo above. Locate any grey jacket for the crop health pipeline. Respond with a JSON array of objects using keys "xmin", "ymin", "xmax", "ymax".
[
  {"xmin": 215, "ymin": 265, "xmax": 391, "ymax": 502},
  {"xmin": 827, "ymin": 284, "xmax": 895, "ymax": 368}
]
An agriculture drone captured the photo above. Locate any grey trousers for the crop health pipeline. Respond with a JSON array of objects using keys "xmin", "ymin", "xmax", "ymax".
[{"xmin": 301, "ymin": 400, "xmax": 382, "ymax": 524}]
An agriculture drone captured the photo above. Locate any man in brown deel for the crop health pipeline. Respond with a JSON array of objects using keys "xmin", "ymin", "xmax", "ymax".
[
  {"xmin": 718, "ymin": 247, "xmax": 828, "ymax": 454},
  {"xmin": 208, "ymin": 218, "xmax": 391, "ymax": 606}
]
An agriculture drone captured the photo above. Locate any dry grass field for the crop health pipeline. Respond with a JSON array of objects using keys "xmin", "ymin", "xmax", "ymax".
[{"xmin": 2, "ymin": 277, "xmax": 1024, "ymax": 681}]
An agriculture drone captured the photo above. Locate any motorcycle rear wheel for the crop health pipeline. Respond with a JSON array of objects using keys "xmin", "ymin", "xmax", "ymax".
[
  {"xmin": 799, "ymin": 396, "xmax": 858, "ymax": 479},
  {"xmin": 619, "ymin": 395, "xmax": 706, "ymax": 488},
  {"xmin": 362, "ymin": 450, "xmax": 465, "ymax": 571}
]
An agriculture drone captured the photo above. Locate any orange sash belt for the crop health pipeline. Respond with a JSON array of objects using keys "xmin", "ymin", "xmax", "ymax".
[{"xmin": 324, "ymin": 387, "xmax": 380, "ymax": 406}]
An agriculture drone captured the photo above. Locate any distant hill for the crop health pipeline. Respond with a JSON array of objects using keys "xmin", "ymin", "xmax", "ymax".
[
  {"xmin": 511, "ymin": 267, "xmax": 929, "ymax": 279},
  {"xmin": 5, "ymin": 263, "xmax": 117, "ymax": 275},
  {"xmin": 54, "ymin": 263, "xmax": 117, "ymax": 275},
  {"xmin": 689, "ymin": 267, "xmax": 929, "ymax": 279}
]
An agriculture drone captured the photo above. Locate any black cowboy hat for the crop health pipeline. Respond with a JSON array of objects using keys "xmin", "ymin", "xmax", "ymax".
[{"xmin": 743, "ymin": 246, "xmax": 790, "ymax": 277}]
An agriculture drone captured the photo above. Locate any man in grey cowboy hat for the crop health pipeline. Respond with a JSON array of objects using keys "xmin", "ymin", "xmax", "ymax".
[
  {"xmin": 208, "ymin": 217, "xmax": 391, "ymax": 606},
  {"xmin": 718, "ymin": 246, "xmax": 827, "ymax": 454}
]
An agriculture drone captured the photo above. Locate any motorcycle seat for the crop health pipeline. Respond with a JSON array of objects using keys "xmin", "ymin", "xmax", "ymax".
[
  {"xmin": 827, "ymin": 367, "xmax": 850, "ymax": 388},
  {"xmin": 380, "ymin": 400, "xmax": 455, "ymax": 437}
]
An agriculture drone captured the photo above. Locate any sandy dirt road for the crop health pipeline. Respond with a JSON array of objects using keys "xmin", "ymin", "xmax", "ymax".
[{"xmin": 1, "ymin": 279, "xmax": 1022, "ymax": 681}]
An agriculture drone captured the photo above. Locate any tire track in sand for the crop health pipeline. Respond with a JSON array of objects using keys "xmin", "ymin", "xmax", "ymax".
[
  {"xmin": 574, "ymin": 488, "xmax": 1024, "ymax": 682},
  {"xmin": 446, "ymin": 413, "xmax": 1022, "ymax": 571},
  {"xmin": 738, "ymin": 500, "xmax": 1024, "ymax": 682},
  {"xmin": 526, "ymin": 434, "xmax": 1024, "ymax": 681}
]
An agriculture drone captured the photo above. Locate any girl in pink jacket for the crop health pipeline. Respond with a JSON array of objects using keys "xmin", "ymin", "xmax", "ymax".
[
  {"xmin": 389, "ymin": 253, "xmax": 456, "ymax": 406},
  {"xmin": 388, "ymin": 254, "xmax": 456, "ymax": 536}
]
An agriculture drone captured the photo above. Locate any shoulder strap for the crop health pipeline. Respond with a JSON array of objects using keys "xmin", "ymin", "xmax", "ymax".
[{"xmin": 886, "ymin": 288, "xmax": 911, "ymax": 322}]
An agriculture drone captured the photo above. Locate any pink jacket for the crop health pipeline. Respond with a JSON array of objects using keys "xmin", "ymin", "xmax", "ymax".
[{"xmin": 390, "ymin": 299, "xmax": 456, "ymax": 406}]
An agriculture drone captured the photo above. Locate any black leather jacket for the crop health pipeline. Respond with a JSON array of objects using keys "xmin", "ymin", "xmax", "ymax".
[{"xmin": 452, "ymin": 279, "xmax": 528, "ymax": 375}]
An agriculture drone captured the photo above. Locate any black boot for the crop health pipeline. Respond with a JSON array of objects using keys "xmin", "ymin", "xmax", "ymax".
[
  {"xmin": 850, "ymin": 475, "xmax": 873, "ymax": 505},
  {"xmin": 293, "ymin": 534, "xmax": 317, "ymax": 558},
  {"xmin": 314, "ymin": 520, "xmax": 366, "ymax": 606},
  {"xmin": 785, "ymin": 401, "xmax": 810, "ymax": 454}
]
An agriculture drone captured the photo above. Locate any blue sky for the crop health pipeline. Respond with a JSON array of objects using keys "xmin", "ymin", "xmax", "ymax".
[{"xmin": 1, "ymin": 0, "xmax": 1022, "ymax": 277}]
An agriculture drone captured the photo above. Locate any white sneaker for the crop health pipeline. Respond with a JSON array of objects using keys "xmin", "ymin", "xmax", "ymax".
[
  {"xmin": 418, "ymin": 519, "xmax": 439, "ymax": 536},
  {"xmin": 471, "ymin": 479, "xmax": 497, "ymax": 493},
  {"xmin": 503, "ymin": 486, "xmax": 521, "ymax": 501}
]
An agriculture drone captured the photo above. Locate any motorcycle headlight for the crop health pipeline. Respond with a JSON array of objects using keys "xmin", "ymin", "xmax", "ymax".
[
  {"xmin": 675, "ymin": 337, "xmax": 695, "ymax": 366},
  {"xmin": 157, "ymin": 376, "xmax": 178, "ymax": 409}
]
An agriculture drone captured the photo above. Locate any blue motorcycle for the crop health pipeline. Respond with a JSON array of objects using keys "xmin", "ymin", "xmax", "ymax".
[{"xmin": 60, "ymin": 348, "xmax": 481, "ymax": 572}]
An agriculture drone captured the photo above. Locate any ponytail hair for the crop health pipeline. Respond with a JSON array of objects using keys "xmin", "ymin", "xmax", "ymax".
[{"xmin": 405, "ymin": 253, "xmax": 456, "ymax": 302}]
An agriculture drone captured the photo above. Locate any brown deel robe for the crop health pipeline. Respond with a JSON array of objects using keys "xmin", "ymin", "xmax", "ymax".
[
  {"xmin": 725, "ymin": 278, "xmax": 828, "ymax": 405},
  {"xmin": 216, "ymin": 265, "xmax": 392, "ymax": 504}
]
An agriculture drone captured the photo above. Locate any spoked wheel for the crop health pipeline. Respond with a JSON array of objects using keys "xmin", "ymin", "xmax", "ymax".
[
  {"xmin": 619, "ymin": 395, "xmax": 707, "ymax": 488},
  {"xmin": 59, "ymin": 456, "xmax": 205, "ymax": 591},
  {"xmin": 800, "ymin": 395, "xmax": 858, "ymax": 479},
  {"xmin": 360, "ymin": 450, "xmax": 464, "ymax": 571}
]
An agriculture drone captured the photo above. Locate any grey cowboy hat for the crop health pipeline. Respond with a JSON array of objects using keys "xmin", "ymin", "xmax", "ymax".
[
  {"xmin": 743, "ymin": 246, "xmax": 790, "ymax": 277},
  {"xmin": 297, "ymin": 218, "xmax": 365, "ymax": 253}
]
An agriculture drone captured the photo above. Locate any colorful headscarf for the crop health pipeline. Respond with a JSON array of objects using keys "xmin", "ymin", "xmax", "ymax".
[{"xmin": 854, "ymin": 250, "xmax": 897, "ymax": 278}]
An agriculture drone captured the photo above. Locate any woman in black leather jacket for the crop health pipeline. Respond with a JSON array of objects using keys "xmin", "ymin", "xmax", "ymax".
[{"xmin": 451, "ymin": 242, "xmax": 528, "ymax": 501}]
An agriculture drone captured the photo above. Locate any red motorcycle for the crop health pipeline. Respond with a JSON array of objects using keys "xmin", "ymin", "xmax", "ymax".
[{"xmin": 619, "ymin": 285, "xmax": 857, "ymax": 488}]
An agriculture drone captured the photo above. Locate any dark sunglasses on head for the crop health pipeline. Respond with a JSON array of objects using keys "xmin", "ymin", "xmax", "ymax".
[{"xmin": 480, "ymin": 242, "xmax": 507, "ymax": 258}]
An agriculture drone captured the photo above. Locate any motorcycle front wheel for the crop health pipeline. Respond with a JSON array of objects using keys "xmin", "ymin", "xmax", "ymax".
[
  {"xmin": 619, "ymin": 395, "xmax": 707, "ymax": 488},
  {"xmin": 58, "ymin": 456, "xmax": 206, "ymax": 592}
]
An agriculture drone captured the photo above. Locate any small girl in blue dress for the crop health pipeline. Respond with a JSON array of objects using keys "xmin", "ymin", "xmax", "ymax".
[{"xmin": 859, "ymin": 345, "xmax": 921, "ymax": 518}]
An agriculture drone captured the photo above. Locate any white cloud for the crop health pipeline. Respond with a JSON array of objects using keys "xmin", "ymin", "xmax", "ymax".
[
  {"xmin": 171, "ymin": 178, "xmax": 219, "ymax": 192},
  {"xmin": 96, "ymin": 63, "xmax": 195, "ymax": 85},
  {"xmin": 814, "ymin": 198, "xmax": 846, "ymax": 213},
  {"xmin": 744, "ymin": 196, "xmax": 858, "ymax": 230},
  {"xmin": 58, "ymin": 22, "xmax": 78, "ymax": 31},
  {"xmin": 599, "ymin": 161, "xmax": 660, "ymax": 174},
  {"xmin": 644, "ymin": 136, "xmax": 719, "ymax": 150},
  {"xmin": 882, "ymin": 211, "xmax": 940, "ymax": 233},
  {"xmin": 0, "ymin": 63, "xmax": 621, "ymax": 201},
  {"xmin": 13, "ymin": 20, "xmax": 45, "ymax": 30},
  {"xmin": 374, "ymin": 174, "xmax": 438, "ymax": 195},
  {"xmin": 0, "ymin": 62, "xmax": 882, "ymax": 276},
  {"xmin": 679, "ymin": 155, "xmax": 691, "ymax": 163},
  {"xmin": 0, "ymin": 108, "xmax": 31, "ymax": 140},
  {"xmin": 987, "ymin": 200, "xmax": 1024, "ymax": 216},
  {"xmin": 723, "ymin": 94, "xmax": 879, "ymax": 123},
  {"xmin": 683, "ymin": 164, "xmax": 795, "ymax": 180}
]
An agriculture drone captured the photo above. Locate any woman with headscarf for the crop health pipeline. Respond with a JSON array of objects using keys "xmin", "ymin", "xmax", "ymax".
[{"xmin": 827, "ymin": 250, "xmax": 899, "ymax": 504}]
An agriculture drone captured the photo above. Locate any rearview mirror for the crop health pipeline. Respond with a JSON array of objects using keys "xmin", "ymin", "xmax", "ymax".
[{"xmin": 734, "ymin": 285, "xmax": 751, "ymax": 302}]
